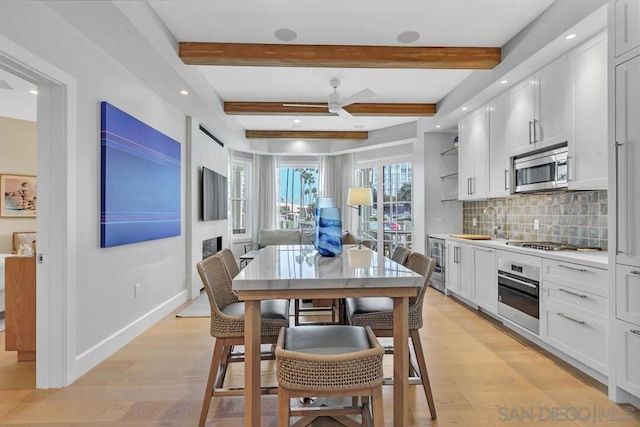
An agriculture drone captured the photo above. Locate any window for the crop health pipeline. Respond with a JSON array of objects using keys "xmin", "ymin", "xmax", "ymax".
[
  {"xmin": 278, "ymin": 166, "xmax": 318, "ymax": 230},
  {"xmin": 230, "ymin": 159, "xmax": 250, "ymax": 237},
  {"xmin": 356, "ymin": 162, "xmax": 412, "ymax": 256}
]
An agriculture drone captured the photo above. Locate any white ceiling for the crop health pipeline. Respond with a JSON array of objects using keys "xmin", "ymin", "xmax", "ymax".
[{"xmin": 148, "ymin": 0, "xmax": 557, "ymax": 132}]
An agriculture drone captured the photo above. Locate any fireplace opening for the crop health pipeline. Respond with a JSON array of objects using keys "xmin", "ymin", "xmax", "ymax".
[{"xmin": 203, "ymin": 236, "xmax": 223, "ymax": 259}]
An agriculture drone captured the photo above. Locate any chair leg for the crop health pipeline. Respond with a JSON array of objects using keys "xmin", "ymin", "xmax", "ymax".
[
  {"xmin": 278, "ymin": 387, "xmax": 291, "ymax": 427},
  {"xmin": 294, "ymin": 299, "xmax": 301, "ymax": 326},
  {"xmin": 410, "ymin": 329, "xmax": 437, "ymax": 420},
  {"xmin": 199, "ymin": 339, "xmax": 224, "ymax": 427},
  {"xmin": 371, "ymin": 386, "xmax": 384, "ymax": 427}
]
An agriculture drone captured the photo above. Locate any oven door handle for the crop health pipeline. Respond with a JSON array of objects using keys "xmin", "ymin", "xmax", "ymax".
[{"xmin": 496, "ymin": 273, "xmax": 538, "ymax": 289}]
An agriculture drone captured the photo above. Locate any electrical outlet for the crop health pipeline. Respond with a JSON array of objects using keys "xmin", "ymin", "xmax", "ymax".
[
  {"xmin": 134, "ymin": 283, "xmax": 141, "ymax": 297},
  {"xmin": 472, "ymin": 217, "xmax": 477, "ymax": 227},
  {"xmin": 534, "ymin": 219, "xmax": 540, "ymax": 231},
  {"xmin": 435, "ymin": 217, "xmax": 443, "ymax": 226}
]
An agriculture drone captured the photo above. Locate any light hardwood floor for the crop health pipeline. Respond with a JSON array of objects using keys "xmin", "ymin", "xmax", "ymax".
[{"xmin": 1, "ymin": 288, "xmax": 639, "ymax": 426}]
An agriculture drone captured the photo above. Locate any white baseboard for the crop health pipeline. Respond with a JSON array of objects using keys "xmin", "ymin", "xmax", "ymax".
[{"xmin": 72, "ymin": 290, "xmax": 189, "ymax": 382}]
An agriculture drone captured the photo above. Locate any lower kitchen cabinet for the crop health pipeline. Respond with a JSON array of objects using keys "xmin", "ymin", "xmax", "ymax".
[
  {"xmin": 616, "ymin": 264, "xmax": 640, "ymax": 326},
  {"xmin": 616, "ymin": 319, "xmax": 640, "ymax": 397},
  {"xmin": 446, "ymin": 241, "xmax": 474, "ymax": 301},
  {"xmin": 542, "ymin": 299, "xmax": 608, "ymax": 374},
  {"xmin": 472, "ymin": 246, "xmax": 497, "ymax": 314}
]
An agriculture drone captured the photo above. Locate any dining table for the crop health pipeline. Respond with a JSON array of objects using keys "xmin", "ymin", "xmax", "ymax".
[{"xmin": 232, "ymin": 244, "xmax": 424, "ymax": 426}]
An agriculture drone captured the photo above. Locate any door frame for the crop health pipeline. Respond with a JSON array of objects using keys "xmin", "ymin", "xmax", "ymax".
[{"xmin": 0, "ymin": 34, "xmax": 77, "ymax": 388}]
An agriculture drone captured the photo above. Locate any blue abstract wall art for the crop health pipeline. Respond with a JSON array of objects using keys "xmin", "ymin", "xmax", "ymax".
[{"xmin": 100, "ymin": 102, "xmax": 181, "ymax": 247}]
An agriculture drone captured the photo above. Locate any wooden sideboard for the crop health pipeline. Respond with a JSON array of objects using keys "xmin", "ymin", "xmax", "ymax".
[{"xmin": 5, "ymin": 256, "xmax": 36, "ymax": 361}]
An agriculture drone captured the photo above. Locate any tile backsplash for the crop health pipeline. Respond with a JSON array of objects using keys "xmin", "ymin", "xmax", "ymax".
[{"xmin": 463, "ymin": 190, "xmax": 608, "ymax": 250}]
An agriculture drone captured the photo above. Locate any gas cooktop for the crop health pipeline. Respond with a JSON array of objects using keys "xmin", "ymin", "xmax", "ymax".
[{"xmin": 505, "ymin": 241, "xmax": 603, "ymax": 251}]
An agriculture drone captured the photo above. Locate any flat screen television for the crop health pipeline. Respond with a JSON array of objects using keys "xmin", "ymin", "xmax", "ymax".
[{"xmin": 202, "ymin": 166, "xmax": 228, "ymax": 221}]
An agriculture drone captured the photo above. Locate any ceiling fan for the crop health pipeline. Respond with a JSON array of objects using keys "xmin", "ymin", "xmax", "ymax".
[{"xmin": 283, "ymin": 78, "xmax": 376, "ymax": 119}]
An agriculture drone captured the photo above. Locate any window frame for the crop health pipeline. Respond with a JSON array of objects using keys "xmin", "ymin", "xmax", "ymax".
[{"xmin": 230, "ymin": 157, "xmax": 252, "ymax": 240}]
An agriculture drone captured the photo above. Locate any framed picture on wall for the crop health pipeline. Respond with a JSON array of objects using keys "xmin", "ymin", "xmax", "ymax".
[{"xmin": 0, "ymin": 174, "xmax": 37, "ymax": 217}]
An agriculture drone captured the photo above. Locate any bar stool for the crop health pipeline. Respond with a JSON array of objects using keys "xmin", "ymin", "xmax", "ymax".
[{"xmin": 275, "ymin": 325, "xmax": 385, "ymax": 426}]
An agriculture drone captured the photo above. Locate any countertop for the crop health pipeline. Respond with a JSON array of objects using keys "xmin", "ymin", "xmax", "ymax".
[{"xmin": 431, "ymin": 234, "xmax": 609, "ymax": 269}]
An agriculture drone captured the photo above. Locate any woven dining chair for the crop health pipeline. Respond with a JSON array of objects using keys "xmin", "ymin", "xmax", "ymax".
[
  {"xmin": 196, "ymin": 253, "xmax": 290, "ymax": 426},
  {"xmin": 275, "ymin": 325, "xmax": 385, "ymax": 426},
  {"xmin": 344, "ymin": 252, "xmax": 438, "ymax": 420},
  {"xmin": 218, "ymin": 247, "xmax": 240, "ymax": 278},
  {"xmin": 390, "ymin": 245, "xmax": 411, "ymax": 266}
]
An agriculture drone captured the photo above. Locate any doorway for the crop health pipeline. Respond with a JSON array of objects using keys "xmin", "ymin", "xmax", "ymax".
[{"xmin": 0, "ymin": 39, "xmax": 76, "ymax": 388}]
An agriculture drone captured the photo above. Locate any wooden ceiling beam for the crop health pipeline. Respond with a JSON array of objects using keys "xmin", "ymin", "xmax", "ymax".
[
  {"xmin": 179, "ymin": 42, "xmax": 501, "ymax": 69},
  {"xmin": 225, "ymin": 102, "xmax": 436, "ymax": 116},
  {"xmin": 245, "ymin": 130, "xmax": 368, "ymax": 140}
]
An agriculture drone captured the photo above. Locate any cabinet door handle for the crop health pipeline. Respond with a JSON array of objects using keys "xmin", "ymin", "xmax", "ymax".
[
  {"xmin": 558, "ymin": 288, "xmax": 588, "ymax": 299},
  {"xmin": 558, "ymin": 264, "xmax": 589, "ymax": 273},
  {"xmin": 528, "ymin": 121, "xmax": 533, "ymax": 144},
  {"xmin": 616, "ymin": 141, "xmax": 627, "ymax": 256},
  {"xmin": 557, "ymin": 312, "xmax": 585, "ymax": 325},
  {"xmin": 504, "ymin": 169, "xmax": 509, "ymax": 191},
  {"xmin": 533, "ymin": 119, "xmax": 539, "ymax": 143},
  {"xmin": 470, "ymin": 177, "xmax": 474, "ymax": 194},
  {"xmin": 631, "ymin": 330, "xmax": 640, "ymax": 336},
  {"xmin": 631, "ymin": 270, "xmax": 640, "ymax": 275}
]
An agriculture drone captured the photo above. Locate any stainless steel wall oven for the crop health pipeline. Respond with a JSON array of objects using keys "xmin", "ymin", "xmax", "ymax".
[{"xmin": 497, "ymin": 257, "xmax": 540, "ymax": 334}]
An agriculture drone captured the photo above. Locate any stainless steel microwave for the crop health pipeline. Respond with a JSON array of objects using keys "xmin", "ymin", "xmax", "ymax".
[{"xmin": 513, "ymin": 145, "xmax": 568, "ymax": 193}]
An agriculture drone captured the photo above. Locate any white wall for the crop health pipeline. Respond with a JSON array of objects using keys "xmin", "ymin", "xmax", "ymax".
[
  {"xmin": 0, "ymin": 1, "xmax": 245, "ymax": 382},
  {"xmin": 187, "ymin": 118, "xmax": 229, "ymax": 297},
  {"xmin": 0, "ymin": 116, "xmax": 37, "ymax": 253}
]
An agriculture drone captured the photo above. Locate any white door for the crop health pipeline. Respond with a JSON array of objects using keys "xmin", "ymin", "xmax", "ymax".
[
  {"xmin": 469, "ymin": 107, "xmax": 489, "ymax": 199},
  {"xmin": 616, "ymin": 265, "xmax": 640, "ymax": 326},
  {"xmin": 508, "ymin": 77, "xmax": 536, "ymax": 156},
  {"xmin": 473, "ymin": 246, "xmax": 497, "ymax": 314},
  {"xmin": 446, "ymin": 242, "xmax": 460, "ymax": 293},
  {"xmin": 616, "ymin": 56, "xmax": 640, "ymax": 266},
  {"xmin": 458, "ymin": 114, "xmax": 474, "ymax": 200},
  {"xmin": 488, "ymin": 92, "xmax": 511, "ymax": 197},
  {"xmin": 536, "ymin": 55, "xmax": 569, "ymax": 148},
  {"xmin": 569, "ymin": 34, "xmax": 608, "ymax": 190},
  {"xmin": 458, "ymin": 243, "xmax": 474, "ymax": 300}
]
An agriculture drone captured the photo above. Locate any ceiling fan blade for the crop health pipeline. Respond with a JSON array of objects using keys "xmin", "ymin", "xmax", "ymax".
[
  {"xmin": 282, "ymin": 103, "xmax": 328, "ymax": 108},
  {"xmin": 339, "ymin": 88, "xmax": 376, "ymax": 107},
  {"xmin": 336, "ymin": 107, "xmax": 353, "ymax": 120}
]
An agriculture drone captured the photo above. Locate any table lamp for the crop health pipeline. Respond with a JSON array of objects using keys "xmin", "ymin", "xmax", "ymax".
[{"xmin": 347, "ymin": 187, "xmax": 373, "ymax": 249}]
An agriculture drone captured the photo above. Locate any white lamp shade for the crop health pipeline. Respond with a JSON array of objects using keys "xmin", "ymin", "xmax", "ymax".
[{"xmin": 347, "ymin": 187, "xmax": 373, "ymax": 206}]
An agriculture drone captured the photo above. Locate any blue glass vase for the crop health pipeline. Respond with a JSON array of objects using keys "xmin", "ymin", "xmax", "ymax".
[
  {"xmin": 314, "ymin": 197, "xmax": 335, "ymax": 250},
  {"xmin": 317, "ymin": 207, "xmax": 343, "ymax": 257}
]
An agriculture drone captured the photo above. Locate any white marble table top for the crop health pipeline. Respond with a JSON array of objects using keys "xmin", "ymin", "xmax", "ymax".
[{"xmin": 232, "ymin": 244, "xmax": 423, "ymax": 291}]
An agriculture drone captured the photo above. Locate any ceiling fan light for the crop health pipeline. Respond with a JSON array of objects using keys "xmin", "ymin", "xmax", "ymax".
[{"xmin": 328, "ymin": 102, "xmax": 341, "ymax": 114}]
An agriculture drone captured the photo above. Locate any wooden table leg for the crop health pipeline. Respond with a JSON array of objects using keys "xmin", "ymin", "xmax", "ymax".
[
  {"xmin": 245, "ymin": 300, "xmax": 261, "ymax": 427},
  {"xmin": 393, "ymin": 296, "xmax": 409, "ymax": 426}
]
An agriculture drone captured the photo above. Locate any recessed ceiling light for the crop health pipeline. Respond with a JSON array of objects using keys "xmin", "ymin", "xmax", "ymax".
[
  {"xmin": 566, "ymin": 34, "xmax": 576, "ymax": 40},
  {"xmin": 275, "ymin": 28, "xmax": 297, "ymax": 42},
  {"xmin": 461, "ymin": 107, "xmax": 468, "ymax": 111},
  {"xmin": 397, "ymin": 30, "xmax": 420, "ymax": 44},
  {"xmin": 293, "ymin": 119, "xmax": 301, "ymax": 123},
  {"xmin": 29, "ymin": 89, "xmax": 38, "ymax": 95},
  {"xmin": 435, "ymin": 125, "xmax": 441, "ymax": 128},
  {"xmin": 180, "ymin": 90, "xmax": 189, "ymax": 95},
  {"xmin": 500, "ymin": 80, "xmax": 508, "ymax": 84}
]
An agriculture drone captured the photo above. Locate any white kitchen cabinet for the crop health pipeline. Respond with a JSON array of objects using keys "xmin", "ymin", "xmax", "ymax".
[
  {"xmin": 446, "ymin": 241, "xmax": 473, "ymax": 300},
  {"xmin": 473, "ymin": 246, "xmax": 497, "ymax": 315},
  {"xmin": 616, "ymin": 319, "xmax": 640, "ymax": 397},
  {"xmin": 509, "ymin": 55, "xmax": 569, "ymax": 156},
  {"xmin": 616, "ymin": 265, "xmax": 640, "ymax": 326},
  {"xmin": 615, "ymin": 0, "xmax": 640, "ymax": 59},
  {"xmin": 446, "ymin": 241, "xmax": 460, "ymax": 294},
  {"xmin": 569, "ymin": 33, "xmax": 608, "ymax": 190},
  {"xmin": 615, "ymin": 55, "xmax": 640, "ymax": 267},
  {"xmin": 488, "ymin": 92, "xmax": 511, "ymax": 197},
  {"xmin": 541, "ymin": 258, "xmax": 609, "ymax": 374},
  {"xmin": 458, "ymin": 107, "xmax": 488, "ymax": 200}
]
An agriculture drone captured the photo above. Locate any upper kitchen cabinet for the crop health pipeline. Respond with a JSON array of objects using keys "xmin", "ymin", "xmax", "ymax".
[
  {"xmin": 616, "ymin": 55, "xmax": 640, "ymax": 267},
  {"xmin": 568, "ymin": 33, "xmax": 608, "ymax": 190},
  {"xmin": 488, "ymin": 91, "xmax": 511, "ymax": 198},
  {"xmin": 458, "ymin": 107, "xmax": 489, "ymax": 200},
  {"xmin": 615, "ymin": 0, "xmax": 640, "ymax": 59},
  {"xmin": 509, "ymin": 55, "xmax": 570, "ymax": 157}
]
